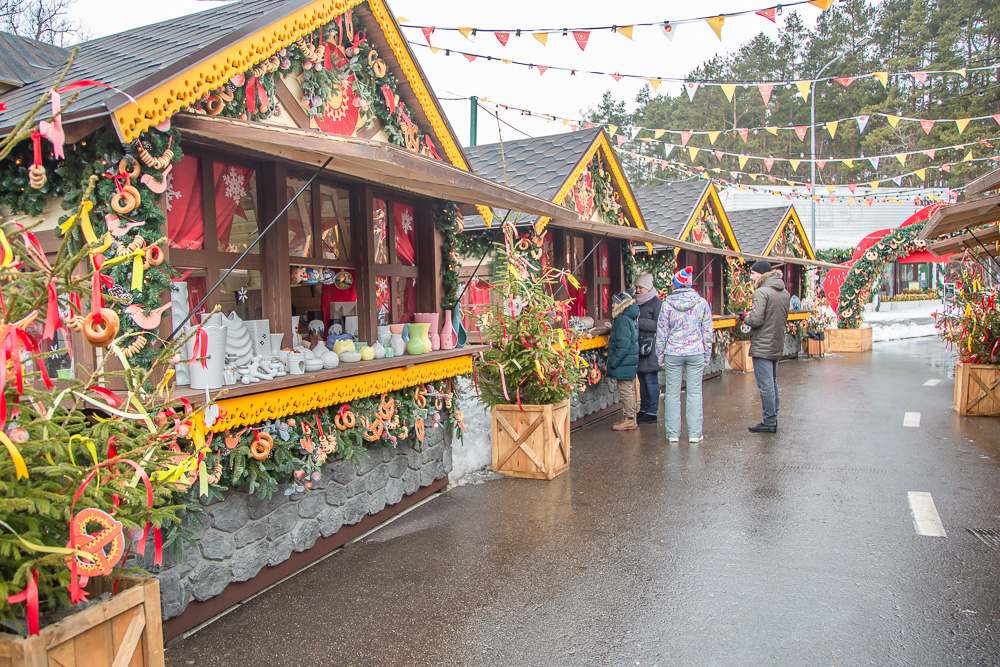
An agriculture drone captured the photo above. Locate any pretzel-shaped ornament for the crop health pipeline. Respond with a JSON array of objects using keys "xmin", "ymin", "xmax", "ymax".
[{"xmin": 250, "ymin": 432, "xmax": 273, "ymax": 460}]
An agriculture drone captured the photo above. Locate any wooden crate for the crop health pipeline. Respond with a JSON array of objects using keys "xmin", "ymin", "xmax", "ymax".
[
  {"xmin": 726, "ymin": 340, "xmax": 753, "ymax": 373},
  {"xmin": 492, "ymin": 400, "xmax": 570, "ymax": 480},
  {"xmin": 826, "ymin": 327, "xmax": 873, "ymax": 352},
  {"xmin": 0, "ymin": 577, "xmax": 164, "ymax": 667},
  {"xmin": 954, "ymin": 362, "xmax": 1000, "ymax": 416}
]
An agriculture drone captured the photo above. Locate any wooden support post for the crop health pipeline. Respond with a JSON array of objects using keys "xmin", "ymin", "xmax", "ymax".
[
  {"xmin": 260, "ymin": 161, "xmax": 293, "ymax": 342},
  {"xmin": 609, "ymin": 239, "xmax": 623, "ymax": 295},
  {"xmin": 415, "ymin": 200, "xmax": 440, "ymax": 314},
  {"xmin": 353, "ymin": 185, "xmax": 377, "ymax": 343},
  {"xmin": 584, "ymin": 235, "xmax": 597, "ymax": 320}
]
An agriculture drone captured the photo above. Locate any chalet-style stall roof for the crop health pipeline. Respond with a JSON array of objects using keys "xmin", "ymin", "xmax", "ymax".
[
  {"xmin": 921, "ymin": 167, "xmax": 1000, "ymax": 257},
  {"xmin": 728, "ymin": 205, "xmax": 817, "ymax": 299},
  {"xmin": 459, "ymin": 127, "xmax": 648, "ymax": 324}
]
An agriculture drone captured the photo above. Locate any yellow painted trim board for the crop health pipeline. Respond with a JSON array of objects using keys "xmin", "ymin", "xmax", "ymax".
[
  {"xmin": 762, "ymin": 207, "xmax": 817, "ymax": 260},
  {"xmin": 679, "ymin": 183, "xmax": 742, "ymax": 252}
]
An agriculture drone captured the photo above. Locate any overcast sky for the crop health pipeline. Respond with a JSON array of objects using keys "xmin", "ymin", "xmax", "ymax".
[{"xmin": 68, "ymin": 0, "xmax": 827, "ymax": 147}]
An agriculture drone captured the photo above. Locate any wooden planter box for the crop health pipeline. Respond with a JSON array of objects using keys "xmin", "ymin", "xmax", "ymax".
[
  {"xmin": 805, "ymin": 336, "xmax": 829, "ymax": 357},
  {"xmin": 954, "ymin": 362, "xmax": 1000, "ymax": 416},
  {"xmin": 0, "ymin": 577, "xmax": 164, "ymax": 667},
  {"xmin": 726, "ymin": 340, "xmax": 753, "ymax": 373},
  {"xmin": 826, "ymin": 327, "xmax": 873, "ymax": 352},
  {"xmin": 492, "ymin": 400, "xmax": 570, "ymax": 480}
]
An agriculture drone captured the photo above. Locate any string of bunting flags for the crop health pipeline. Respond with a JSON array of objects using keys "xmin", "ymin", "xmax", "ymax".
[
  {"xmin": 474, "ymin": 97, "xmax": 1000, "ymax": 142},
  {"xmin": 401, "ymin": 0, "xmax": 836, "ymax": 44},
  {"xmin": 614, "ymin": 146, "xmax": 999, "ymax": 201},
  {"xmin": 406, "ymin": 39, "xmax": 1000, "ymax": 91}
]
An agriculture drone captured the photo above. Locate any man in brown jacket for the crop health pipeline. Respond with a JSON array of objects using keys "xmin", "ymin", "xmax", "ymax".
[{"xmin": 740, "ymin": 260, "xmax": 790, "ymax": 433}]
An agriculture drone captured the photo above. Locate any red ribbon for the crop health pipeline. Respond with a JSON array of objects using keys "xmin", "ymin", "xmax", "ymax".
[
  {"xmin": 6, "ymin": 570, "xmax": 39, "ymax": 635},
  {"xmin": 187, "ymin": 327, "xmax": 208, "ymax": 369},
  {"xmin": 30, "ymin": 131, "xmax": 42, "ymax": 168},
  {"xmin": 89, "ymin": 386, "xmax": 123, "ymax": 408}
]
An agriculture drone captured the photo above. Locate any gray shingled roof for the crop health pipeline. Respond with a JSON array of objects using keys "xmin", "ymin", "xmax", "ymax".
[
  {"xmin": 462, "ymin": 128, "xmax": 603, "ymax": 230},
  {"xmin": 729, "ymin": 206, "xmax": 791, "ymax": 255},
  {"xmin": 0, "ymin": 33, "xmax": 69, "ymax": 88},
  {"xmin": 0, "ymin": 0, "xmax": 310, "ymax": 131},
  {"xmin": 465, "ymin": 128, "xmax": 603, "ymax": 201},
  {"xmin": 633, "ymin": 181, "xmax": 710, "ymax": 237}
]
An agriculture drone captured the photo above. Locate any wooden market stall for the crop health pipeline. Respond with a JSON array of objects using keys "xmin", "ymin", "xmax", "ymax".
[
  {"xmin": 920, "ymin": 167, "xmax": 1000, "ymax": 416},
  {"xmin": 727, "ymin": 204, "xmax": 817, "ymax": 299},
  {"xmin": 0, "ymin": 0, "xmax": 621, "ymax": 640}
]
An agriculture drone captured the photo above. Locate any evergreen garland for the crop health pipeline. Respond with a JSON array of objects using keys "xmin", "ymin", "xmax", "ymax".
[
  {"xmin": 54, "ymin": 126, "xmax": 182, "ymax": 369},
  {"xmin": 631, "ymin": 246, "xmax": 677, "ymax": 298},
  {"xmin": 434, "ymin": 200, "xmax": 462, "ymax": 310},
  {"xmin": 836, "ymin": 222, "xmax": 926, "ymax": 328},
  {"xmin": 817, "ymin": 248, "xmax": 854, "ymax": 264}
]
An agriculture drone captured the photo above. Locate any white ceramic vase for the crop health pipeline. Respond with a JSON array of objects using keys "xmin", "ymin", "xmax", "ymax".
[{"xmin": 184, "ymin": 324, "xmax": 227, "ymax": 390}]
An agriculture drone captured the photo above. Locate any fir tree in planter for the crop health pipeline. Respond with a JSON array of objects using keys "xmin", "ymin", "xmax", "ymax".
[
  {"xmin": 472, "ymin": 223, "xmax": 587, "ymax": 480},
  {"xmin": 0, "ymin": 109, "xmax": 200, "ymax": 652}
]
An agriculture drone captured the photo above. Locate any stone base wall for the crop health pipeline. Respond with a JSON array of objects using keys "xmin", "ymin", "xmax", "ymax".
[
  {"xmin": 570, "ymin": 376, "xmax": 621, "ymax": 422},
  {"xmin": 153, "ymin": 428, "xmax": 451, "ymax": 620}
]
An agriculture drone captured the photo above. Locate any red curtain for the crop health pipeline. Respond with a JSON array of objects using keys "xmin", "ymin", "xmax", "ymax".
[
  {"xmin": 173, "ymin": 272, "xmax": 209, "ymax": 324},
  {"xmin": 166, "ymin": 157, "xmax": 254, "ymax": 251},
  {"xmin": 166, "ymin": 156, "xmax": 203, "ymax": 250},
  {"xmin": 321, "ymin": 271, "xmax": 357, "ymax": 323},
  {"xmin": 566, "ymin": 282, "xmax": 588, "ymax": 317}
]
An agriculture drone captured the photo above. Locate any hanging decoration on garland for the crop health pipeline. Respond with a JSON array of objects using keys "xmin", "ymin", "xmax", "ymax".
[{"xmin": 934, "ymin": 254, "xmax": 1000, "ymax": 365}]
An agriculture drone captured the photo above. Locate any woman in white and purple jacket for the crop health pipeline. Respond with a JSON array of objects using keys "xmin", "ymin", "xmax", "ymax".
[{"xmin": 655, "ymin": 266, "xmax": 714, "ymax": 444}]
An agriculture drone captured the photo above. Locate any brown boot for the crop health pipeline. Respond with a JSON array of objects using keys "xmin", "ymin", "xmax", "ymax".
[{"xmin": 613, "ymin": 417, "xmax": 637, "ymax": 431}]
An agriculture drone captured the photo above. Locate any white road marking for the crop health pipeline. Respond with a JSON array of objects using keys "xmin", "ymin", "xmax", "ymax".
[
  {"xmin": 923, "ymin": 379, "xmax": 941, "ymax": 387},
  {"xmin": 903, "ymin": 412, "xmax": 921, "ymax": 427},
  {"xmin": 908, "ymin": 491, "xmax": 947, "ymax": 537}
]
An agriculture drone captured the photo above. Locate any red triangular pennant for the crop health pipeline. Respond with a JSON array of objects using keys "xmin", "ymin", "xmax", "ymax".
[
  {"xmin": 758, "ymin": 83, "xmax": 773, "ymax": 106},
  {"xmin": 537, "ymin": 65, "xmax": 549, "ymax": 75},
  {"xmin": 463, "ymin": 53, "xmax": 477, "ymax": 62},
  {"xmin": 737, "ymin": 127, "xmax": 748, "ymax": 143},
  {"xmin": 941, "ymin": 163, "xmax": 951, "ymax": 172},
  {"xmin": 713, "ymin": 149, "xmax": 724, "ymax": 161},
  {"xmin": 920, "ymin": 119, "xmax": 935, "ymax": 134},
  {"xmin": 495, "ymin": 31, "xmax": 510, "ymax": 46},
  {"xmin": 573, "ymin": 31, "xmax": 590, "ymax": 51},
  {"xmin": 421, "ymin": 26, "xmax": 435, "ymax": 45},
  {"xmin": 763, "ymin": 157, "xmax": 775, "ymax": 172},
  {"xmin": 680, "ymin": 131, "xmax": 692, "ymax": 146},
  {"xmin": 924, "ymin": 149, "xmax": 936, "ymax": 159},
  {"xmin": 794, "ymin": 126, "xmax": 808, "ymax": 141},
  {"xmin": 611, "ymin": 73, "xmax": 624, "ymax": 83},
  {"xmin": 848, "ymin": 184, "xmax": 856, "ymax": 194},
  {"xmin": 816, "ymin": 159, "xmax": 827, "ymax": 170},
  {"xmin": 834, "ymin": 77, "xmax": 854, "ymax": 87},
  {"xmin": 756, "ymin": 7, "xmax": 776, "ymax": 22}
]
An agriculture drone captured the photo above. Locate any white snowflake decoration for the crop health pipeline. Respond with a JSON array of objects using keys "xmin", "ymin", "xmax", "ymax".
[
  {"xmin": 163, "ymin": 173, "xmax": 182, "ymax": 212},
  {"xmin": 601, "ymin": 256, "xmax": 608, "ymax": 272},
  {"xmin": 237, "ymin": 287, "xmax": 249, "ymax": 303},
  {"xmin": 222, "ymin": 167, "xmax": 247, "ymax": 204},
  {"xmin": 400, "ymin": 209, "xmax": 413, "ymax": 233}
]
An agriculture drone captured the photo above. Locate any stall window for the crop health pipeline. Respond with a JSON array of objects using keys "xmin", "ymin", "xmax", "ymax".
[
  {"xmin": 219, "ymin": 269, "xmax": 263, "ymax": 321},
  {"xmin": 320, "ymin": 185, "xmax": 351, "ymax": 261},
  {"xmin": 373, "ymin": 194, "xmax": 420, "ymax": 325},
  {"xmin": 287, "ymin": 178, "xmax": 314, "ymax": 257}
]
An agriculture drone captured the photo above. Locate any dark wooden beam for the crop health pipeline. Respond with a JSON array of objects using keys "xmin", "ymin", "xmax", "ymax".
[
  {"xmin": 260, "ymin": 161, "xmax": 293, "ymax": 343},
  {"xmin": 354, "ymin": 185, "xmax": 377, "ymax": 342}
]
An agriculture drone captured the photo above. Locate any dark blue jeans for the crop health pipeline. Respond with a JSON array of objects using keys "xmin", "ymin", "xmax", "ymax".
[
  {"xmin": 752, "ymin": 358, "xmax": 779, "ymax": 427},
  {"xmin": 637, "ymin": 370, "xmax": 660, "ymax": 416}
]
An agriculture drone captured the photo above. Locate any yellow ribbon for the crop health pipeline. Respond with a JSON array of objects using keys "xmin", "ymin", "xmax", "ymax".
[
  {"xmin": 58, "ymin": 201, "xmax": 97, "ymax": 244},
  {"xmin": 0, "ymin": 432, "xmax": 28, "ymax": 480},
  {"xmin": 0, "ymin": 519, "xmax": 95, "ymax": 561},
  {"xmin": 68, "ymin": 434, "xmax": 99, "ymax": 468},
  {"xmin": 132, "ymin": 253, "xmax": 144, "ymax": 290},
  {"xmin": 0, "ymin": 229, "xmax": 14, "ymax": 267}
]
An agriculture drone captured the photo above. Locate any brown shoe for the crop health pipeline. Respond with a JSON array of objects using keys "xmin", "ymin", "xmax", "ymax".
[{"xmin": 612, "ymin": 418, "xmax": 637, "ymax": 431}]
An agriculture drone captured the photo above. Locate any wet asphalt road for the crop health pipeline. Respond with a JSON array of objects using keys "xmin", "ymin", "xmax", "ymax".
[{"xmin": 167, "ymin": 338, "xmax": 1000, "ymax": 666}]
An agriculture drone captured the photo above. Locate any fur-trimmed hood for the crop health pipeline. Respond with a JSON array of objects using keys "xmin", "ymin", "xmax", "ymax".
[
  {"xmin": 754, "ymin": 269, "xmax": 785, "ymax": 290},
  {"xmin": 612, "ymin": 296, "xmax": 637, "ymax": 319}
]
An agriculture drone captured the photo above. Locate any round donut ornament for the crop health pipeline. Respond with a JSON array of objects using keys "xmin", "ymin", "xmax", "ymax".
[{"xmin": 250, "ymin": 432, "xmax": 273, "ymax": 460}]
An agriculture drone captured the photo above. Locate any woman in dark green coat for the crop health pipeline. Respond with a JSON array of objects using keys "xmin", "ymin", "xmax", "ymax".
[{"xmin": 607, "ymin": 291, "xmax": 639, "ymax": 431}]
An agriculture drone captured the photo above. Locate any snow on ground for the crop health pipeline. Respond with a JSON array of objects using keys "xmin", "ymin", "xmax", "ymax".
[{"xmin": 864, "ymin": 300, "xmax": 943, "ymax": 342}]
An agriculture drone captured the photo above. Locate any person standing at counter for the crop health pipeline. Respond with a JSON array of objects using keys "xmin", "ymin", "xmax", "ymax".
[
  {"xmin": 633, "ymin": 274, "xmax": 662, "ymax": 424},
  {"xmin": 740, "ymin": 260, "xmax": 790, "ymax": 434},
  {"xmin": 655, "ymin": 266, "xmax": 713, "ymax": 444},
  {"xmin": 607, "ymin": 291, "xmax": 640, "ymax": 432}
]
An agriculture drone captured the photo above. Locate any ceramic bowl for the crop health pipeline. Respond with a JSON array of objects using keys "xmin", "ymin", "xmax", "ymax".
[
  {"xmin": 304, "ymin": 359, "xmax": 324, "ymax": 372},
  {"xmin": 339, "ymin": 350, "xmax": 362, "ymax": 363}
]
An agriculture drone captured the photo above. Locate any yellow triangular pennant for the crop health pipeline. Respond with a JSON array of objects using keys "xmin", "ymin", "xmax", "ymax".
[
  {"xmin": 707, "ymin": 131, "xmax": 721, "ymax": 144},
  {"xmin": 688, "ymin": 146, "xmax": 701, "ymax": 160},
  {"xmin": 956, "ymin": 118, "xmax": 971, "ymax": 133},
  {"xmin": 739, "ymin": 155, "xmax": 749, "ymax": 169},
  {"xmin": 870, "ymin": 181, "xmax": 880, "ymax": 192},
  {"xmin": 608, "ymin": 124, "xmax": 618, "ymax": 136},
  {"xmin": 826, "ymin": 184, "xmax": 836, "ymax": 194},
  {"xmin": 826, "ymin": 121, "xmax": 838, "ymax": 138},
  {"xmin": 963, "ymin": 150, "xmax": 973, "ymax": 162},
  {"xmin": 618, "ymin": 25, "xmax": 634, "ymax": 40},
  {"xmin": 887, "ymin": 115, "xmax": 901, "ymax": 127},
  {"xmin": 894, "ymin": 153, "xmax": 907, "ymax": 166},
  {"xmin": 874, "ymin": 71, "xmax": 888, "ymax": 87},
  {"xmin": 720, "ymin": 84, "xmax": 736, "ymax": 102},
  {"xmin": 914, "ymin": 168, "xmax": 926, "ymax": 181},
  {"xmin": 795, "ymin": 81, "xmax": 812, "ymax": 101},
  {"xmin": 705, "ymin": 15, "xmax": 724, "ymax": 41},
  {"xmin": 842, "ymin": 159, "xmax": 854, "ymax": 168},
  {"xmin": 654, "ymin": 129, "xmax": 665, "ymax": 139},
  {"xmin": 789, "ymin": 159, "xmax": 800, "ymax": 171},
  {"xmin": 533, "ymin": 32, "xmax": 548, "ymax": 45},
  {"xmin": 648, "ymin": 78, "xmax": 661, "ymax": 93},
  {"xmin": 429, "ymin": 46, "xmax": 441, "ymax": 54},
  {"xmin": 951, "ymin": 68, "xmax": 967, "ymax": 78},
  {"xmin": 457, "ymin": 27, "xmax": 473, "ymax": 39},
  {"xmin": 809, "ymin": 0, "xmax": 835, "ymax": 8},
  {"xmin": 765, "ymin": 127, "xmax": 778, "ymax": 135}
]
